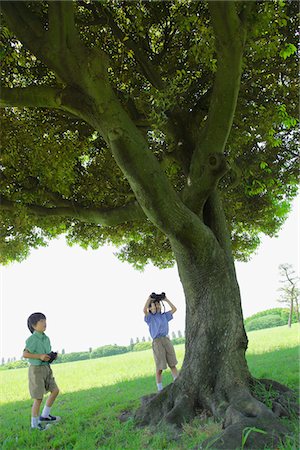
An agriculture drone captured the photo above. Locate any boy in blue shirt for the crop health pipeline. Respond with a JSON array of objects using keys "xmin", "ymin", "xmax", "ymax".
[
  {"xmin": 144, "ymin": 293, "xmax": 179, "ymax": 392},
  {"xmin": 23, "ymin": 312, "xmax": 60, "ymax": 430}
]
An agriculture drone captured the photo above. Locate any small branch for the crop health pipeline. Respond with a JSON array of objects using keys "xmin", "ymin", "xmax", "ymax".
[
  {"xmin": 238, "ymin": 1, "xmax": 256, "ymax": 26},
  {"xmin": 92, "ymin": 3, "xmax": 164, "ymax": 90},
  {"xmin": 0, "ymin": 197, "xmax": 146, "ymax": 226},
  {"xmin": 0, "ymin": 171, "xmax": 71, "ymax": 208}
]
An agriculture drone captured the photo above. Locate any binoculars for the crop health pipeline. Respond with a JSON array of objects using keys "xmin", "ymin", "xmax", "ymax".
[
  {"xmin": 150, "ymin": 292, "xmax": 166, "ymax": 302},
  {"xmin": 47, "ymin": 351, "xmax": 57, "ymax": 363}
]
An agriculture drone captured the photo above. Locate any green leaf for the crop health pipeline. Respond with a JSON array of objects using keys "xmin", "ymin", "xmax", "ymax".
[{"xmin": 279, "ymin": 43, "xmax": 297, "ymax": 59}]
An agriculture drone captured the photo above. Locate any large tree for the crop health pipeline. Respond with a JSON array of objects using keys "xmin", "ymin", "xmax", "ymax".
[{"xmin": 0, "ymin": 1, "xmax": 298, "ymax": 448}]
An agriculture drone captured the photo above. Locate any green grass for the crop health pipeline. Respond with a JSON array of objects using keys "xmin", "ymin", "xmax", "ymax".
[
  {"xmin": 0, "ymin": 324, "xmax": 299, "ymax": 449},
  {"xmin": 246, "ymin": 324, "xmax": 299, "ymax": 389}
]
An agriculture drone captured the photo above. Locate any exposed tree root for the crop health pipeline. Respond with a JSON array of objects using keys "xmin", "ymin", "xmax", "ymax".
[
  {"xmin": 251, "ymin": 378, "xmax": 299, "ymax": 418},
  {"xmin": 134, "ymin": 383, "xmax": 196, "ymax": 428},
  {"xmin": 202, "ymin": 391, "xmax": 289, "ymax": 449},
  {"xmin": 201, "ymin": 416, "xmax": 287, "ymax": 449},
  {"xmin": 133, "ymin": 379, "xmax": 298, "ymax": 449}
]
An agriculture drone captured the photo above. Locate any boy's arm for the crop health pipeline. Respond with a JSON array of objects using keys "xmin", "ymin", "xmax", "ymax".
[
  {"xmin": 143, "ymin": 296, "xmax": 152, "ymax": 316},
  {"xmin": 164, "ymin": 297, "xmax": 177, "ymax": 314},
  {"xmin": 23, "ymin": 350, "xmax": 51, "ymax": 362}
]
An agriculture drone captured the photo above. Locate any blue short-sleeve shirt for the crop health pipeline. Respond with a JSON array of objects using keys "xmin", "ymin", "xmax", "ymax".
[{"xmin": 144, "ymin": 311, "xmax": 173, "ymax": 339}]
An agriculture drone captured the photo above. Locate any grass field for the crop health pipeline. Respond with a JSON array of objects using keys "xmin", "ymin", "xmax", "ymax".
[{"xmin": 0, "ymin": 324, "xmax": 299, "ymax": 449}]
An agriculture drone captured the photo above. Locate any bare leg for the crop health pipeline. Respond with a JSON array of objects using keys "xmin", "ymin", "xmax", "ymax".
[
  {"xmin": 170, "ymin": 366, "xmax": 178, "ymax": 379},
  {"xmin": 156, "ymin": 369, "xmax": 163, "ymax": 384},
  {"xmin": 32, "ymin": 398, "xmax": 43, "ymax": 417},
  {"xmin": 156, "ymin": 369, "xmax": 163, "ymax": 391},
  {"xmin": 46, "ymin": 387, "xmax": 59, "ymax": 407}
]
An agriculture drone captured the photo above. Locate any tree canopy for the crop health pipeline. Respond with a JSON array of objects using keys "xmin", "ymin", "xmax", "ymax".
[{"xmin": 0, "ymin": 1, "xmax": 298, "ymax": 267}]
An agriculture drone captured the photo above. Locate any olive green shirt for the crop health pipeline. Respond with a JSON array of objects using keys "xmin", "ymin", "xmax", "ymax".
[{"xmin": 24, "ymin": 331, "xmax": 51, "ymax": 366}]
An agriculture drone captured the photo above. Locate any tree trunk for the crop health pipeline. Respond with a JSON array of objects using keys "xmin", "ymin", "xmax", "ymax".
[
  {"xmin": 134, "ymin": 207, "xmax": 294, "ymax": 448},
  {"xmin": 288, "ymin": 298, "xmax": 293, "ymax": 328},
  {"xmin": 174, "ymin": 241, "xmax": 250, "ymax": 414},
  {"xmin": 295, "ymin": 298, "xmax": 300, "ymax": 323}
]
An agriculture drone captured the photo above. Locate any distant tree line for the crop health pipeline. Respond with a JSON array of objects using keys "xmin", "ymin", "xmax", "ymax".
[
  {"xmin": 244, "ymin": 308, "xmax": 298, "ymax": 332},
  {"xmin": 1, "ymin": 331, "xmax": 185, "ymax": 370},
  {"xmin": 3, "ymin": 309, "xmax": 298, "ymax": 370}
]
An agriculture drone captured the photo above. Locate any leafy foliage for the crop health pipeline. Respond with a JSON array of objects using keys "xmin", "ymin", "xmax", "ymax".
[
  {"xmin": 132, "ymin": 341, "xmax": 152, "ymax": 352},
  {"xmin": 245, "ymin": 314, "xmax": 285, "ymax": 332},
  {"xmin": 0, "ymin": 1, "xmax": 298, "ymax": 266},
  {"xmin": 244, "ymin": 307, "xmax": 298, "ymax": 331},
  {"xmin": 91, "ymin": 344, "xmax": 128, "ymax": 358}
]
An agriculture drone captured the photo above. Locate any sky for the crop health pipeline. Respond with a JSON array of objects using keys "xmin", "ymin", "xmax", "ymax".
[{"xmin": 0, "ymin": 195, "xmax": 299, "ymax": 362}]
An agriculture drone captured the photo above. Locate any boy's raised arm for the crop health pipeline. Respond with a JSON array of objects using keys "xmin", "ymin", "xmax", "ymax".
[
  {"xmin": 143, "ymin": 296, "xmax": 152, "ymax": 316},
  {"xmin": 164, "ymin": 297, "xmax": 177, "ymax": 314}
]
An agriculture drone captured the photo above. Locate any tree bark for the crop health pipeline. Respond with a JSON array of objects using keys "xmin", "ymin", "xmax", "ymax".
[
  {"xmin": 288, "ymin": 296, "xmax": 293, "ymax": 328},
  {"xmin": 134, "ymin": 203, "xmax": 293, "ymax": 448}
]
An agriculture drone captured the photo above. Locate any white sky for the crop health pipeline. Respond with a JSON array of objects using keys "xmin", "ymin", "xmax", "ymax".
[{"xmin": 0, "ymin": 195, "xmax": 299, "ymax": 361}]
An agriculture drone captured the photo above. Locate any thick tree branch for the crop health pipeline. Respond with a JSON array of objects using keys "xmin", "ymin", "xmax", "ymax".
[
  {"xmin": 203, "ymin": 190, "xmax": 235, "ymax": 265},
  {"xmin": 1, "ymin": 1, "xmax": 103, "ymax": 89},
  {"xmin": 183, "ymin": 153, "xmax": 229, "ymax": 209},
  {"xmin": 45, "ymin": 2, "xmax": 102, "ymax": 86},
  {"xmin": 209, "ymin": 1, "xmax": 242, "ymax": 47},
  {"xmin": 48, "ymin": 1, "xmax": 78, "ymax": 48},
  {"xmin": 183, "ymin": 1, "xmax": 247, "ymax": 214},
  {"xmin": 0, "ymin": 85, "xmax": 99, "ymax": 127},
  {"xmin": 0, "ymin": 86, "xmax": 62, "ymax": 108},
  {"xmin": 0, "ymin": 197, "xmax": 146, "ymax": 226}
]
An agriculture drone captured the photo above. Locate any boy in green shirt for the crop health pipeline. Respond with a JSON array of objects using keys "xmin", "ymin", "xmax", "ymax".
[{"xmin": 23, "ymin": 312, "xmax": 60, "ymax": 430}]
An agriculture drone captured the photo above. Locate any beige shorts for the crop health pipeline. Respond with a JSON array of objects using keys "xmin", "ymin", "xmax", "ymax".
[
  {"xmin": 152, "ymin": 336, "xmax": 178, "ymax": 371},
  {"xmin": 28, "ymin": 365, "xmax": 58, "ymax": 399}
]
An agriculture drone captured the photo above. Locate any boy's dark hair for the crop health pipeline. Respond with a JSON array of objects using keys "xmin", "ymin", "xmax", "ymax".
[
  {"xmin": 27, "ymin": 312, "xmax": 46, "ymax": 334},
  {"xmin": 149, "ymin": 299, "xmax": 165, "ymax": 314}
]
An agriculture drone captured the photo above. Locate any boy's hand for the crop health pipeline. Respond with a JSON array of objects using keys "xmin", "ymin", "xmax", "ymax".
[{"xmin": 40, "ymin": 354, "xmax": 51, "ymax": 362}]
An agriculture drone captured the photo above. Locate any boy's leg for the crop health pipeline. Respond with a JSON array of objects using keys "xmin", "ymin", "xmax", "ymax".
[
  {"xmin": 40, "ymin": 366, "xmax": 61, "ymax": 422},
  {"xmin": 31, "ymin": 398, "xmax": 42, "ymax": 428},
  {"xmin": 46, "ymin": 387, "xmax": 59, "ymax": 407},
  {"xmin": 156, "ymin": 369, "xmax": 163, "ymax": 391},
  {"xmin": 170, "ymin": 366, "xmax": 179, "ymax": 380},
  {"xmin": 152, "ymin": 338, "xmax": 167, "ymax": 391},
  {"xmin": 41, "ymin": 387, "xmax": 60, "ymax": 420},
  {"xmin": 164, "ymin": 338, "xmax": 178, "ymax": 380}
]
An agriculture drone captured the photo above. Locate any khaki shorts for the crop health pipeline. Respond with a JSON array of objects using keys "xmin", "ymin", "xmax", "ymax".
[
  {"xmin": 28, "ymin": 365, "xmax": 58, "ymax": 399},
  {"xmin": 152, "ymin": 336, "xmax": 178, "ymax": 371}
]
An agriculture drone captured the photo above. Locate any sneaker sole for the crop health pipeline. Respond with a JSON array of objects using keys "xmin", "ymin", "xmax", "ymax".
[
  {"xmin": 32, "ymin": 424, "xmax": 51, "ymax": 431},
  {"xmin": 39, "ymin": 416, "xmax": 61, "ymax": 424}
]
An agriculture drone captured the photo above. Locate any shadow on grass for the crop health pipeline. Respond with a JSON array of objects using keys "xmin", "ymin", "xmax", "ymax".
[
  {"xmin": 0, "ymin": 374, "xmax": 178, "ymax": 450},
  {"xmin": 0, "ymin": 347, "xmax": 298, "ymax": 449},
  {"xmin": 246, "ymin": 345, "xmax": 299, "ymax": 390}
]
